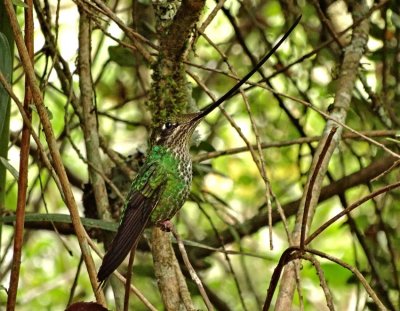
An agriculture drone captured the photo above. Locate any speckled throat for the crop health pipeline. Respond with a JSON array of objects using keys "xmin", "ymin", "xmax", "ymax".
[{"xmin": 145, "ymin": 114, "xmax": 201, "ymax": 224}]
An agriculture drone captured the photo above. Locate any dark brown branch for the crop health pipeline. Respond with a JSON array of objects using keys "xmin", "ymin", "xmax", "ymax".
[
  {"xmin": 7, "ymin": 1, "xmax": 33, "ymax": 308},
  {"xmin": 300, "ymin": 127, "xmax": 337, "ymax": 249}
]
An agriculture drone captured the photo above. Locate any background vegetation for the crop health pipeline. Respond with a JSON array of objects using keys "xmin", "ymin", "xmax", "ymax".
[{"xmin": 0, "ymin": 0, "xmax": 399, "ymax": 310}]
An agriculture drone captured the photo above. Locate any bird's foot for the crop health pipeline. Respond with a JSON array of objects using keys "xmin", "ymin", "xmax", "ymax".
[{"xmin": 158, "ymin": 220, "xmax": 173, "ymax": 232}]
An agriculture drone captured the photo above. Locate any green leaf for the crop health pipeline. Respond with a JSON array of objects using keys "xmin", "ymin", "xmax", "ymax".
[
  {"xmin": 0, "ymin": 157, "xmax": 19, "ymax": 180},
  {"xmin": 0, "ymin": 32, "xmax": 12, "ymax": 137},
  {"xmin": 11, "ymin": 0, "xmax": 28, "ymax": 7},
  {"xmin": 196, "ymin": 141, "xmax": 216, "ymax": 152},
  {"xmin": 386, "ymin": 137, "xmax": 400, "ymax": 144},
  {"xmin": 0, "ymin": 3, "xmax": 14, "ymax": 212},
  {"xmin": 108, "ymin": 45, "xmax": 136, "ymax": 67},
  {"xmin": 392, "ymin": 12, "xmax": 400, "ymax": 28},
  {"xmin": 0, "ymin": 213, "xmax": 118, "ymax": 232}
]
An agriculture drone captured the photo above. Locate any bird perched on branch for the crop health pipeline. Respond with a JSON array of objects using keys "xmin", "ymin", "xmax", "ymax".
[{"xmin": 97, "ymin": 16, "xmax": 301, "ymax": 285}]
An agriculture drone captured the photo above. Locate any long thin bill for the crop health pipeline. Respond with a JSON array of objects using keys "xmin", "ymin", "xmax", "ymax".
[{"xmin": 193, "ymin": 14, "xmax": 302, "ymax": 121}]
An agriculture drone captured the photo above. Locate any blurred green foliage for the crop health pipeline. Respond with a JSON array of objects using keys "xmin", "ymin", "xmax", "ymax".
[{"xmin": 1, "ymin": 0, "xmax": 400, "ymax": 310}]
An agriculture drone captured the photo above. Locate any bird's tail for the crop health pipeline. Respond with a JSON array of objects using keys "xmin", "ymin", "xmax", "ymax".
[{"xmin": 97, "ymin": 192, "xmax": 155, "ymax": 283}]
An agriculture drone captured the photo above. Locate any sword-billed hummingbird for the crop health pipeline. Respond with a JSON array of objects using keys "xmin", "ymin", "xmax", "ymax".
[{"xmin": 97, "ymin": 16, "xmax": 301, "ymax": 284}]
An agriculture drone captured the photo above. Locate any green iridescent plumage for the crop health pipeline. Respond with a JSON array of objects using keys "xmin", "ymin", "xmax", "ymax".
[{"xmin": 131, "ymin": 145, "xmax": 190, "ymax": 223}]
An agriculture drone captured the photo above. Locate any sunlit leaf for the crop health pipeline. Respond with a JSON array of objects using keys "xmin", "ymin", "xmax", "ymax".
[
  {"xmin": 12, "ymin": 0, "xmax": 28, "ymax": 8},
  {"xmin": 0, "ymin": 157, "xmax": 19, "ymax": 180}
]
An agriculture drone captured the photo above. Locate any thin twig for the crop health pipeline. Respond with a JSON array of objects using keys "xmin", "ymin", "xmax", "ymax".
[
  {"xmin": 38, "ymin": 166, "xmax": 73, "ymax": 255},
  {"xmin": 300, "ymin": 127, "xmax": 338, "ymax": 250},
  {"xmin": 305, "ymin": 180, "xmax": 400, "ymax": 245},
  {"xmin": 262, "ymin": 247, "xmax": 299, "ymax": 310},
  {"xmin": 76, "ymin": 0, "xmax": 154, "ymax": 62},
  {"xmin": 240, "ymin": 84, "xmax": 274, "ymax": 250},
  {"xmin": 123, "ymin": 248, "xmax": 135, "ymax": 311},
  {"xmin": 99, "ymin": 137, "xmax": 135, "ymax": 179},
  {"xmin": 262, "ymin": 0, "xmax": 389, "ymax": 81},
  {"xmin": 67, "ymin": 255, "xmax": 84, "ymax": 307},
  {"xmin": 197, "ymin": 199, "xmax": 248, "ymax": 310},
  {"xmin": 303, "ymin": 254, "xmax": 335, "ymax": 311},
  {"xmin": 87, "ymin": 236, "xmax": 158, "ymax": 311},
  {"xmin": 311, "ymin": 0, "xmax": 343, "ymax": 49},
  {"xmin": 3, "ymin": 0, "xmax": 105, "ymax": 302},
  {"xmin": 305, "ymin": 248, "xmax": 388, "ymax": 311},
  {"xmin": 173, "ymin": 257, "xmax": 196, "ymax": 311},
  {"xmin": 0, "ymin": 72, "xmax": 61, "ymax": 196},
  {"xmin": 170, "ymin": 226, "xmax": 214, "ymax": 311},
  {"xmin": 198, "ymin": 0, "xmax": 226, "ymax": 33},
  {"xmin": 64, "ymin": 128, "xmax": 125, "ymax": 202},
  {"xmin": 275, "ymin": 2, "xmax": 371, "ymax": 308},
  {"xmin": 263, "ymin": 246, "xmax": 388, "ymax": 311},
  {"xmin": 191, "ymin": 62, "xmax": 400, "ymax": 160},
  {"xmin": 276, "ymin": 92, "xmax": 400, "ymax": 160},
  {"xmin": 192, "ymin": 130, "xmax": 398, "ymax": 162},
  {"xmin": 78, "ymin": 7, "xmax": 111, "ymax": 219},
  {"xmin": 7, "ymin": 1, "xmax": 33, "ymax": 308}
]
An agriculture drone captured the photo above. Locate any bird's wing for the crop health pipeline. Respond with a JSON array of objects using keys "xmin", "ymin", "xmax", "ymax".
[{"xmin": 97, "ymin": 163, "xmax": 166, "ymax": 283}]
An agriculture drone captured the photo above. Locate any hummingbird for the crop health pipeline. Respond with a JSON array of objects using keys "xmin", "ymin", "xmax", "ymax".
[{"xmin": 97, "ymin": 16, "xmax": 301, "ymax": 284}]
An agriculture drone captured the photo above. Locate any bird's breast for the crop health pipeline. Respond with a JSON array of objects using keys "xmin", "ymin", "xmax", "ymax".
[{"xmin": 149, "ymin": 155, "xmax": 192, "ymax": 224}]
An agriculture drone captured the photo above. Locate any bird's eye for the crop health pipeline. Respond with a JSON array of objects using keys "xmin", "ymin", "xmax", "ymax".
[{"xmin": 163, "ymin": 122, "xmax": 174, "ymax": 130}]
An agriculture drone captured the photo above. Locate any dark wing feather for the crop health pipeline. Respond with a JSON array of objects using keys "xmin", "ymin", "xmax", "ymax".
[{"xmin": 97, "ymin": 189, "xmax": 161, "ymax": 283}]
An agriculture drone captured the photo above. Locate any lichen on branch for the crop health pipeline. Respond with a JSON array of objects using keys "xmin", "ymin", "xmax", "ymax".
[{"xmin": 149, "ymin": 0, "xmax": 206, "ymax": 126}]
